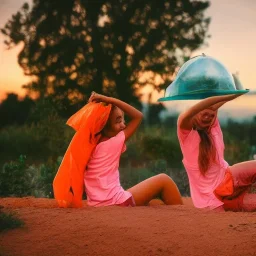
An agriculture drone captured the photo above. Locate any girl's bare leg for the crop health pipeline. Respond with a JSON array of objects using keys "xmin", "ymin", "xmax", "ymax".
[
  {"xmin": 229, "ymin": 160, "xmax": 256, "ymax": 188},
  {"xmin": 127, "ymin": 174, "xmax": 183, "ymax": 206},
  {"xmin": 227, "ymin": 160, "xmax": 256, "ymax": 211},
  {"xmin": 242, "ymin": 193, "xmax": 256, "ymax": 211}
]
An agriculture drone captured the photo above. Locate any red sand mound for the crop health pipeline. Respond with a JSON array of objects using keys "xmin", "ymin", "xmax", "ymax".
[{"xmin": 0, "ymin": 197, "xmax": 255, "ymax": 256}]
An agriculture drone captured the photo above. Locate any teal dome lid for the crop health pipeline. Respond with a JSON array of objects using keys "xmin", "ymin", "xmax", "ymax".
[{"xmin": 158, "ymin": 54, "xmax": 249, "ymax": 101}]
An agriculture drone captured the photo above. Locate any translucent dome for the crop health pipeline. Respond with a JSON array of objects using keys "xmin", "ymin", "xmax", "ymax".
[{"xmin": 158, "ymin": 54, "xmax": 249, "ymax": 101}]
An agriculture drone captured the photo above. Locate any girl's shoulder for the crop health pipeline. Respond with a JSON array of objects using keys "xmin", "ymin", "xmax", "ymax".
[
  {"xmin": 177, "ymin": 124, "xmax": 196, "ymax": 142},
  {"xmin": 91, "ymin": 131, "xmax": 125, "ymax": 158},
  {"xmin": 97, "ymin": 131, "xmax": 125, "ymax": 149}
]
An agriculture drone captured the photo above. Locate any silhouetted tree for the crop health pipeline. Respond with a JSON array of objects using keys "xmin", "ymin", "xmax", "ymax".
[{"xmin": 2, "ymin": 0, "xmax": 210, "ymax": 115}]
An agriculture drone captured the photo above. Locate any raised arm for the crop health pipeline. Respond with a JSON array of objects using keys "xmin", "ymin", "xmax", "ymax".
[
  {"xmin": 178, "ymin": 93, "xmax": 244, "ymax": 130},
  {"xmin": 88, "ymin": 92, "xmax": 143, "ymax": 140}
]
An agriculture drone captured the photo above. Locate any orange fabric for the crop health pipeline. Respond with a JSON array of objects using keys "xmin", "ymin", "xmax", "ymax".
[
  {"xmin": 53, "ymin": 102, "xmax": 112, "ymax": 208},
  {"xmin": 213, "ymin": 168, "xmax": 234, "ymax": 201}
]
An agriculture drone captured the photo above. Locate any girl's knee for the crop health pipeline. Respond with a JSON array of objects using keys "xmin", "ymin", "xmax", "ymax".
[
  {"xmin": 155, "ymin": 173, "xmax": 177, "ymax": 187},
  {"xmin": 156, "ymin": 173, "xmax": 171, "ymax": 182}
]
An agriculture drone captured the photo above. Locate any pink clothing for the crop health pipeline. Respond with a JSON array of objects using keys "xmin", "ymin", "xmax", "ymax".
[
  {"xmin": 117, "ymin": 196, "xmax": 136, "ymax": 207},
  {"xmin": 215, "ymin": 167, "xmax": 256, "ymax": 212},
  {"xmin": 177, "ymin": 118, "xmax": 229, "ymax": 209},
  {"xmin": 84, "ymin": 131, "xmax": 132, "ymax": 206}
]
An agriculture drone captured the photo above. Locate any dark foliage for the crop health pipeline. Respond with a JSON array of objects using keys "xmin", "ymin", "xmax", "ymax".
[{"xmin": 1, "ymin": 0, "xmax": 210, "ymax": 116}]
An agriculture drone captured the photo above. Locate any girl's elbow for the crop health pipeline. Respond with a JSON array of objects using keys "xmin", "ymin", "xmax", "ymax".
[
  {"xmin": 138, "ymin": 111, "xmax": 143, "ymax": 120},
  {"xmin": 134, "ymin": 110, "xmax": 143, "ymax": 119},
  {"xmin": 177, "ymin": 115, "xmax": 183, "ymax": 127}
]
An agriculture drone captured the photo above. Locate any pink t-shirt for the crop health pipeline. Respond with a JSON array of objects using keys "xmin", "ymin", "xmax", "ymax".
[
  {"xmin": 84, "ymin": 131, "xmax": 132, "ymax": 206},
  {"xmin": 177, "ymin": 118, "xmax": 229, "ymax": 209}
]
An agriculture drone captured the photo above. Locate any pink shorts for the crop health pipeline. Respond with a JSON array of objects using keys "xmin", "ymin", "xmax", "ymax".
[{"xmin": 117, "ymin": 196, "xmax": 136, "ymax": 207}]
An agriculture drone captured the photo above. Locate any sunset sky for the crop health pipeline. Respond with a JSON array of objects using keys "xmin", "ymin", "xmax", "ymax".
[{"xmin": 0, "ymin": 0, "xmax": 256, "ymax": 118}]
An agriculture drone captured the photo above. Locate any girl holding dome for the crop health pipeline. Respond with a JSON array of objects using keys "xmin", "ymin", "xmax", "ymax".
[{"xmin": 177, "ymin": 93, "xmax": 256, "ymax": 211}]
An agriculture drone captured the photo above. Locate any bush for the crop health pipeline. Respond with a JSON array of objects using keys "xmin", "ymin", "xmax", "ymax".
[
  {"xmin": 222, "ymin": 133, "xmax": 251, "ymax": 165},
  {"xmin": 141, "ymin": 135, "xmax": 183, "ymax": 168},
  {"xmin": 0, "ymin": 116, "xmax": 73, "ymax": 166},
  {"xmin": 0, "ymin": 155, "xmax": 61, "ymax": 198},
  {"xmin": 120, "ymin": 125, "xmax": 182, "ymax": 168},
  {"xmin": 0, "ymin": 210, "xmax": 24, "ymax": 232},
  {"xmin": 0, "ymin": 155, "xmax": 31, "ymax": 197},
  {"xmin": 119, "ymin": 166, "xmax": 155, "ymax": 189},
  {"xmin": 31, "ymin": 156, "xmax": 63, "ymax": 198},
  {"xmin": 1, "ymin": 119, "xmax": 255, "ymax": 199}
]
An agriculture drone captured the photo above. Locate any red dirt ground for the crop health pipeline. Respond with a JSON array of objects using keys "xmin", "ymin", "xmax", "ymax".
[{"xmin": 0, "ymin": 197, "xmax": 255, "ymax": 256}]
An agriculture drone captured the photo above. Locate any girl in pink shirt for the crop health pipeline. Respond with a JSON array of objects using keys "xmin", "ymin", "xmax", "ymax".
[
  {"xmin": 177, "ymin": 94, "xmax": 256, "ymax": 211},
  {"xmin": 85, "ymin": 92, "xmax": 183, "ymax": 207}
]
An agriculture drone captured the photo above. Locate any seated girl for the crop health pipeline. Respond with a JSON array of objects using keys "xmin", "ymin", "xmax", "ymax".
[
  {"xmin": 177, "ymin": 93, "xmax": 256, "ymax": 211},
  {"xmin": 84, "ymin": 92, "xmax": 183, "ymax": 207}
]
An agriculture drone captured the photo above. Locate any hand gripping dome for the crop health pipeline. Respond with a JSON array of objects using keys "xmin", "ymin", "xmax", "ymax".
[{"xmin": 158, "ymin": 54, "xmax": 249, "ymax": 101}]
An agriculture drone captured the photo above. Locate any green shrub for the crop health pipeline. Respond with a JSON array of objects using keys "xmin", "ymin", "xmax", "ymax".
[
  {"xmin": 31, "ymin": 156, "xmax": 63, "ymax": 198},
  {"xmin": 222, "ymin": 133, "xmax": 251, "ymax": 165},
  {"xmin": 0, "ymin": 210, "xmax": 24, "ymax": 232},
  {"xmin": 0, "ymin": 155, "xmax": 61, "ymax": 198},
  {"xmin": 0, "ymin": 115, "xmax": 73, "ymax": 166},
  {"xmin": 120, "ymin": 166, "xmax": 155, "ymax": 189},
  {"xmin": 1, "ymin": 119, "xmax": 255, "ymax": 198},
  {"xmin": 0, "ymin": 155, "xmax": 31, "ymax": 197},
  {"xmin": 141, "ymin": 135, "xmax": 182, "ymax": 168}
]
